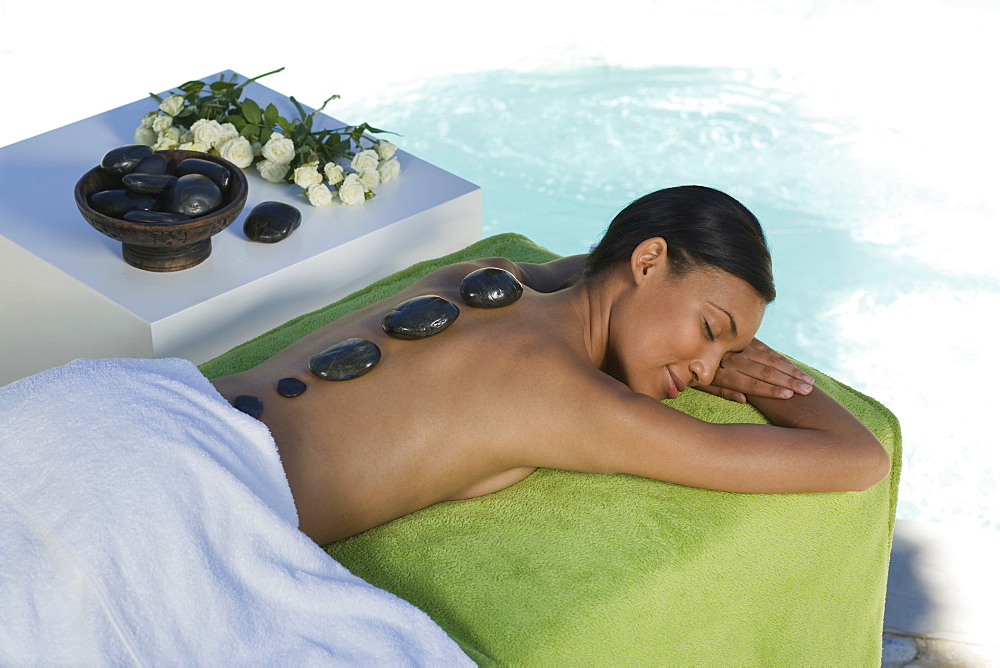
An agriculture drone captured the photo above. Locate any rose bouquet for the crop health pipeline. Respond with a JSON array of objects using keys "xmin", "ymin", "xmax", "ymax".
[{"xmin": 134, "ymin": 68, "xmax": 400, "ymax": 207}]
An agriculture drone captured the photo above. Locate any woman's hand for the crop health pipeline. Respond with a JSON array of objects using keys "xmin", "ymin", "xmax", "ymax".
[{"xmin": 698, "ymin": 339, "xmax": 815, "ymax": 403}]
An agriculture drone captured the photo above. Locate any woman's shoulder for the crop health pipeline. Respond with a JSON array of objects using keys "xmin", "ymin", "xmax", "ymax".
[{"xmin": 418, "ymin": 257, "xmax": 522, "ymax": 285}]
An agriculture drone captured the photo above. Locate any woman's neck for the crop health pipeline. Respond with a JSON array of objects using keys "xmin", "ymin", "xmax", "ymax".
[{"xmin": 546, "ymin": 269, "xmax": 624, "ymax": 373}]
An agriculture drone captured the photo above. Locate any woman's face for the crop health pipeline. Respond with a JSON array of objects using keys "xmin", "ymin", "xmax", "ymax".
[{"xmin": 607, "ymin": 265, "xmax": 766, "ymax": 401}]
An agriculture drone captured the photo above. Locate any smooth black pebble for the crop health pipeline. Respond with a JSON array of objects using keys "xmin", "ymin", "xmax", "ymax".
[
  {"xmin": 175, "ymin": 157, "xmax": 232, "ymax": 190},
  {"xmin": 382, "ymin": 295, "xmax": 460, "ymax": 340},
  {"xmin": 309, "ymin": 338, "xmax": 381, "ymax": 381},
  {"xmin": 122, "ymin": 173, "xmax": 177, "ymax": 194},
  {"xmin": 276, "ymin": 377, "xmax": 307, "ymax": 397},
  {"xmin": 165, "ymin": 173, "xmax": 223, "ymax": 217},
  {"xmin": 460, "ymin": 267, "xmax": 524, "ymax": 308},
  {"xmin": 100, "ymin": 144, "xmax": 154, "ymax": 175},
  {"xmin": 243, "ymin": 201, "xmax": 302, "ymax": 243},
  {"xmin": 89, "ymin": 190, "xmax": 158, "ymax": 218},
  {"xmin": 233, "ymin": 395, "xmax": 264, "ymax": 419},
  {"xmin": 133, "ymin": 153, "xmax": 168, "ymax": 175}
]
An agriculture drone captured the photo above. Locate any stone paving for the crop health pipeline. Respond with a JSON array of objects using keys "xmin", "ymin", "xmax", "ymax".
[{"xmin": 882, "ymin": 632, "xmax": 1000, "ymax": 667}]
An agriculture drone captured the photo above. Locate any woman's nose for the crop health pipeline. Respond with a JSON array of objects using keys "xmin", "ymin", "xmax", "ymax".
[{"xmin": 691, "ymin": 355, "xmax": 722, "ymax": 387}]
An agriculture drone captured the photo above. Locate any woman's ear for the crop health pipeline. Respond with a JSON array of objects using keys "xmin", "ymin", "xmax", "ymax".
[{"xmin": 629, "ymin": 237, "xmax": 669, "ymax": 285}]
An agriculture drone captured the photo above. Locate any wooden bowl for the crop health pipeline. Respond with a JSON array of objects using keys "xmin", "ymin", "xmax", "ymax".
[{"xmin": 75, "ymin": 150, "xmax": 249, "ymax": 272}]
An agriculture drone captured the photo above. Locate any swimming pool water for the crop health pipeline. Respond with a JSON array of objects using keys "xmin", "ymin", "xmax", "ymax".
[{"xmin": 335, "ymin": 64, "xmax": 1000, "ymax": 532}]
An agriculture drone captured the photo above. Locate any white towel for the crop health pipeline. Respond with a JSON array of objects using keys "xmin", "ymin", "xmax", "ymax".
[{"xmin": 0, "ymin": 358, "xmax": 472, "ymax": 665}]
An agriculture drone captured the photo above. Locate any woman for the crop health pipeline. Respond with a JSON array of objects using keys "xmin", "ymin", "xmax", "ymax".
[{"xmin": 210, "ymin": 185, "xmax": 890, "ymax": 545}]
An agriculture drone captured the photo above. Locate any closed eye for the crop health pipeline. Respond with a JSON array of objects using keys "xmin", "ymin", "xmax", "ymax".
[{"xmin": 703, "ymin": 319, "xmax": 716, "ymax": 342}]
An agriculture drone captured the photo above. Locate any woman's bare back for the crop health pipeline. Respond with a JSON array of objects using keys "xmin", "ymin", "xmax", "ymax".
[
  {"xmin": 212, "ymin": 250, "xmax": 890, "ymax": 545},
  {"xmin": 211, "ymin": 259, "xmax": 599, "ymax": 543}
]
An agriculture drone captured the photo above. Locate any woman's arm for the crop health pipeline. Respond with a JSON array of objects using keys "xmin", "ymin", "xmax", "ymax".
[{"xmin": 531, "ymin": 369, "xmax": 890, "ymax": 495}]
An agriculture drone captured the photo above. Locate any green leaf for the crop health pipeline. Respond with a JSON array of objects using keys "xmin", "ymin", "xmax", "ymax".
[
  {"xmin": 277, "ymin": 117, "xmax": 293, "ymax": 133},
  {"xmin": 240, "ymin": 99, "xmax": 262, "ymax": 124},
  {"xmin": 264, "ymin": 103, "xmax": 279, "ymax": 127},
  {"xmin": 226, "ymin": 115, "xmax": 247, "ymax": 130},
  {"xmin": 179, "ymin": 80, "xmax": 205, "ymax": 94},
  {"xmin": 364, "ymin": 125, "xmax": 397, "ymax": 136},
  {"xmin": 240, "ymin": 125, "xmax": 258, "ymax": 140}
]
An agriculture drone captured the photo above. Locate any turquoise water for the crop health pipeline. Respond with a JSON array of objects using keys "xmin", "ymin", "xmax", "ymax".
[{"xmin": 336, "ymin": 64, "xmax": 1000, "ymax": 531}]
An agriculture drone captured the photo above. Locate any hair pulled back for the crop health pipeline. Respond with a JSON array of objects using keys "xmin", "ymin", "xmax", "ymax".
[{"xmin": 585, "ymin": 186, "xmax": 776, "ymax": 303}]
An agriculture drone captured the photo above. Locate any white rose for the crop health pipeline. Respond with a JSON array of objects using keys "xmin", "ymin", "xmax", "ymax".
[
  {"xmin": 139, "ymin": 112, "xmax": 157, "ymax": 129},
  {"xmin": 358, "ymin": 168, "xmax": 380, "ymax": 191},
  {"xmin": 218, "ymin": 137, "xmax": 254, "ymax": 168},
  {"xmin": 160, "ymin": 95, "xmax": 184, "ymax": 116},
  {"xmin": 350, "ymin": 149, "xmax": 379, "ymax": 172},
  {"xmin": 293, "ymin": 163, "xmax": 323, "ymax": 189},
  {"xmin": 214, "ymin": 122, "xmax": 239, "ymax": 149},
  {"xmin": 153, "ymin": 135, "xmax": 179, "ymax": 151},
  {"xmin": 307, "ymin": 183, "xmax": 334, "ymax": 207},
  {"xmin": 378, "ymin": 157, "xmax": 401, "ymax": 183},
  {"xmin": 191, "ymin": 118, "xmax": 224, "ymax": 147},
  {"xmin": 262, "ymin": 132, "xmax": 296, "ymax": 165},
  {"xmin": 178, "ymin": 141, "xmax": 212, "ymax": 153},
  {"xmin": 256, "ymin": 159, "xmax": 289, "ymax": 183},
  {"xmin": 376, "ymin": 140, "xmax": 397, "ymax": 161},
  {"xmin": 159, "ymin": 95, "xmax": 185, "ymax": 117},
  {"xmin": 134, "ymin": 126, "xmax": 157, "ymax": 146},
  {"xmin": 324, "ymin": 162, "xmax": 345, "ymax": 185},
  {"xmin": 158, "ymin": 126, "xmax": 183, "ymax": 144},
  {"xmin": 152, "ymin": 114, "xmax": 174, "ymax": 134},
  {"xmin": 338, "ymin": 173, "xmax": 367, "ymax": 206}
]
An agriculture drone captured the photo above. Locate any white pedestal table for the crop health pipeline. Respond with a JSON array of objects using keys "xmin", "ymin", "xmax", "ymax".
[{"xmin": 0, "ymin": 71, "xmax": 482, "ymax": 386}]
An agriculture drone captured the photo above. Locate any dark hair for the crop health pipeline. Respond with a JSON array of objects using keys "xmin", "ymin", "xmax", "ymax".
[{"xmin": 585, "ymin": 186, "xmax": 776, "ymax": 303}]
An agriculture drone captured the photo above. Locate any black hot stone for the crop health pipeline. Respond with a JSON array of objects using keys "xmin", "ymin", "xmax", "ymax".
[
  {"xmin": 381, "ymin": 295, "xmax": 460, "ymax": 340},
  {"xmin": 309, "ymin": 338, "xmax": 381, "ymax": 381},
  {"xmin": 89, "ymin": 189, "xmax": 158, "ymax": 218},
  {"xmin": 233, "ymin": 395, "xmax": 264, "ymax": 419},
  {"xmin": 122, "ymin": 173, "xmax": 177, "ymax": 194},
  {"xmin": 100, "ymin": 144, "xmax": 154, "ymax": 175},
  {"xmin": 276, "ymin": 377, "xmax": 307, "ymax": 397},
  {"xmin": 460, "ymin": 267, "xmax": 524, "ymax": 308},
  {"xmin": 243, "ymin": 201, "xmax": 302, "ymax": 243},
  {"xmin": 175, "ymin": 158, "xmax": 232, "ymax": 190},
  {"xmin": 165, "ymin": 173, "xmax": 223, "ymax": 217},
  {"xmin": 133, "ymin": 153, "xmax": 168, "ymax": 175}
]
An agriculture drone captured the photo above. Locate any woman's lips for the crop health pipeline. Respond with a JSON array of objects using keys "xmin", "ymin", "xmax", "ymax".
[{"xmin": 664, "ymin": 368, "xmax": 682, "ymax": 400}]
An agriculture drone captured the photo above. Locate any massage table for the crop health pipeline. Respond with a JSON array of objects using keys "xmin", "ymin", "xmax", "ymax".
[{"xmin": 201, "ymin": 233, "xmax": 901, "ymax": 666}]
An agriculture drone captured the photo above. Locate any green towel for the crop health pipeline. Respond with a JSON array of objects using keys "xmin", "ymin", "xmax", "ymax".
[{"xmin": 201, "ymin": 233, "xmax": 901, "ymax": 667}]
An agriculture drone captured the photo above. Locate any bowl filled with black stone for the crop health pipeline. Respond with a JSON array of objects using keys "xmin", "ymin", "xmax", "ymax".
[{"xmin": 74, "ymin": 145, "xmax": 249, "ymax": 271}]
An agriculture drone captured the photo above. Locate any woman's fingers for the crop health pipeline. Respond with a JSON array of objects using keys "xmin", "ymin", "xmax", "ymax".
[
  {"xmin": 708, "ymin": 339, "xmax": 815, "ymax": 401},
  {"xmin": 695, "ymin": 383, "xmax": 748, "ymax": 404},
  {"xmin": 734, "ymin": 356, "xmax": 814, "ymax": 396},
  {"xmin": 744, "ymin": 339, "xmax": 813, "ymax": 384}
]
